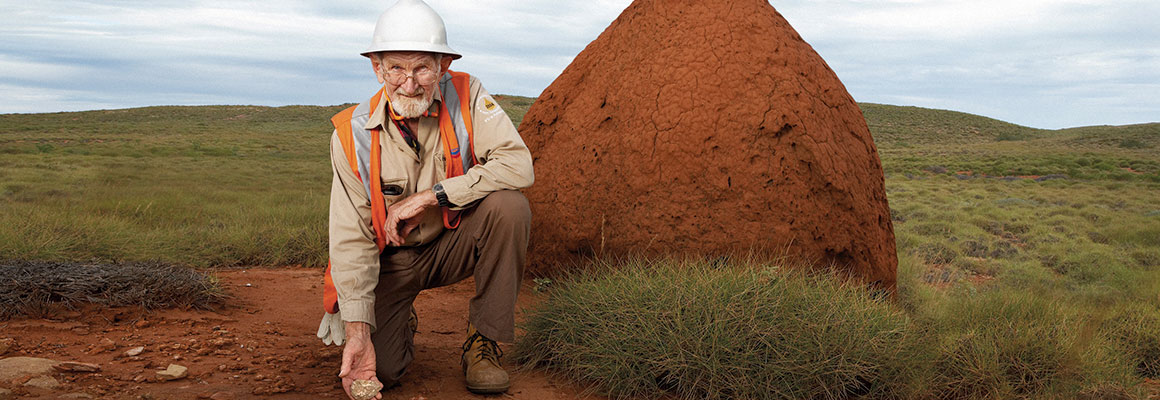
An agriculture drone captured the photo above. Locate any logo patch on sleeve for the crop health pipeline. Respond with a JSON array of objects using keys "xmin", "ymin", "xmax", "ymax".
[{"xmin": 478, "ymin": 95, "xmax": 505, "ymax": 123}]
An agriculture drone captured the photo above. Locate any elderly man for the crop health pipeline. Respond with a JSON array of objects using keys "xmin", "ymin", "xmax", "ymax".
[{"xmin": 315, "ymin": 0, "xmax": 533, "ymax": 397}]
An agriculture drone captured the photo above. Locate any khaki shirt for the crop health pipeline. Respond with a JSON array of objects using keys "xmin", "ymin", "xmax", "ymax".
[{"xmin": 329, "ymin": 75, "xmax": 534, "ymax": 328}]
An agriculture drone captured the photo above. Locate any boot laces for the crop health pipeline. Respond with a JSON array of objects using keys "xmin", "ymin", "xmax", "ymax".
[{"xmin": 463, "ymin": 331, "xmax": 503, "ymax": 364}]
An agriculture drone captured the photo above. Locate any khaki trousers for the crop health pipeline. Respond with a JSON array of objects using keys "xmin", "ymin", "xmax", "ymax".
[{"xmin": 371, "ymin": 190, "xmax": 530, "ymax": 386}]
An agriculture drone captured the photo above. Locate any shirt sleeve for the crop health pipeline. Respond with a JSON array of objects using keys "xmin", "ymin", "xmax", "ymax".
[
  {"xmin": 328, "ymin": 131, "xmax": 381, "ymax": 330},
  {"xmin": 438, "ymin": 76, "xmax": 535, "ymax": 207}
]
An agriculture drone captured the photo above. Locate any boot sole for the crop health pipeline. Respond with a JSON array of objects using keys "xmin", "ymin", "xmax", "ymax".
[{"xmin": 466, "ymin": 382, "xmax": 510, "ymax": 394}]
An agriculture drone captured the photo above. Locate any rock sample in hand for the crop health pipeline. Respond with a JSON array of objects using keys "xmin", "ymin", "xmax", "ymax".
[
  {"xmin": 519, "ymin": 0, "xmax": 896, "ymax": 289},
  {"xmin": 351, "ymin": 379, "xmax": 383, "ymax": 400}
]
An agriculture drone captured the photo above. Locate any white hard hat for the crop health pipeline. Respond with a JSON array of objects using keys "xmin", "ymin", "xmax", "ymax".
[{"xmin": 362, "ymin": 0, "xmax": 461, "ymax": 59}]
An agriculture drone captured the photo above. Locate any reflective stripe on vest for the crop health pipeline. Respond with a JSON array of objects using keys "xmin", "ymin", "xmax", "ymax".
[
  {"xmin": 440, "ymin": 71, "xmax": 475, "ymax": 177},
  {"xmin": 322, "ymin": 70, "xmax": 475, "ymax": 314}
]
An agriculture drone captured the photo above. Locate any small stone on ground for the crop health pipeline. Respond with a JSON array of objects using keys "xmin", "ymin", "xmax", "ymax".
[
  {"xmin": 124, "ymin": 346, "xmax": 145, "ymax": 357},
  {"xmin": 24, "ymin": 375, "xmax": 61, "ymax": 389},
  {"xmin": 55, "ymin": 361, "xmax": 101, "ymax": 372},
  {"xmin": 156, "ymin": 363, "xmax": 188, "ymax": 381},
  {"xmin": 0, "ymin": 356, "xmax": 60, "ymax": 381}
]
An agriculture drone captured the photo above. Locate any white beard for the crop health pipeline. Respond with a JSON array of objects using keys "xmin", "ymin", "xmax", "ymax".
[{"xmin": 390, "ymin": 89, "xmax": 435, "ymax": 119}]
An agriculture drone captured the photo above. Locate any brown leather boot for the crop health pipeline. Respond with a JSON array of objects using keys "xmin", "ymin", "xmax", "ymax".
[{"xmin": 461, "ymin": 323, "xmax": 510, "ymax": 394}]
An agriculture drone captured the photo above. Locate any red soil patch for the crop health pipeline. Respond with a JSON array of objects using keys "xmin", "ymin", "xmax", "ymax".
[
  {"xmin": 520, "ymin": 0, "xmax": 896, "ymax": 290},
  {"xmin": 0, "ymin": 268, "xmax": 600, "ymax": 399}
]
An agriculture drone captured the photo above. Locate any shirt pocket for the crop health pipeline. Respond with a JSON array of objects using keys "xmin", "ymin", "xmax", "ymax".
[{"xmin": 379, "ymin": 177, "xmax": 409, "ymax": 205}]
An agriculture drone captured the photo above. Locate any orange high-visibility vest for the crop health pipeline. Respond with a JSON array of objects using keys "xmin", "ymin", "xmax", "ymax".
[{"xmin": 323, "ymin": 70, "xmax": 476, "ymax": 314}]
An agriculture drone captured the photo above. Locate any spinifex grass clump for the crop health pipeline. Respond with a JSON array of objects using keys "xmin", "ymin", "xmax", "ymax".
[
  {"xmin": 0, "ymin": 260, "xmax": 227, "ymax": 319},
  {"xmin": 515, "ymin": 258, "xmax": 922, "ymax": 400},
  {"xmin": 1104, "ymin": 303, "xmax": 1160, "ymax": 379},
  {"xmin": 919, "ymin": 289, "xmax": 1139, "ymax": 398}
]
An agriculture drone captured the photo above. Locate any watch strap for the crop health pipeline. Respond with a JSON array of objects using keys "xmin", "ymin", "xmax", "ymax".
[{"xmin": 433, "ymin": 183, "xmax": 453, "ymax": 207}]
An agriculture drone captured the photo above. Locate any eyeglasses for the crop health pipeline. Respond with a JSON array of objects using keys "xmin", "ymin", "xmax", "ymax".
[{"xmin": 384, "ymin": 67, "xmax": 439, "ymax": 86}]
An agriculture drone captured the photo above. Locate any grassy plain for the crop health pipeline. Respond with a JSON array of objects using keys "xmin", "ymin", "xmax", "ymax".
[
  {"xmin": 876, "ymin": 104, "xmax": 1160, "ymax": 397},
  {"xmin": 0, "ymin": 105, "xmax": 343, "ymax": 267},
  {"xmin": 2, "ymin": 99, "xmax": 1158, "ymax": 397}
]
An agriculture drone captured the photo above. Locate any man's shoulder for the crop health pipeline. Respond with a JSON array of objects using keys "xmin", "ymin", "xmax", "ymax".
[
  {"xmin": 330, "ymin": 103, "xmax": 364, "ymax": 126},
  {"xmin": 337, "ymin": 85, "xmax": 391, "ymax": 120}
]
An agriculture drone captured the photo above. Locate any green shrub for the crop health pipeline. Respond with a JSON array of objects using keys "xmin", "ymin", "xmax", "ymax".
[{"xmin": 515, "ymin": 258, "xmax": 923, "ymax": 400}]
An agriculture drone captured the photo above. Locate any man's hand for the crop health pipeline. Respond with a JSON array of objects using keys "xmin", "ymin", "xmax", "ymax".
[
  {"xmin": 339, "ymin": 322, "xmax": 382, "ymax": 400},
  {"xmin": 383, "ymin": 190, "xmax": 438, "ymax": 246}
]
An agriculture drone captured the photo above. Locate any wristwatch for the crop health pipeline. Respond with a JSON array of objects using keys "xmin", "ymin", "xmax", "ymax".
[{"xmin": 432, "ymin": 182, "xmax": 453, "ymax": 207}]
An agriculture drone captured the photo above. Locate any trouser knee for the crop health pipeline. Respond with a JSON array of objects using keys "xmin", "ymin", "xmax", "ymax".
[
  {"xmin": 475, "ymin": 190, "xmax": 531, "ymax": 230},
  {"xmin": 372, "ymin": 337, "xmax": 410, "ymax": 387}
]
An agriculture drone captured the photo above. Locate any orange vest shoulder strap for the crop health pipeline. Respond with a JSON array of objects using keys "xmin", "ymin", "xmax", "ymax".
[
  {"xmin": 449, "ymin": 71, "xmax": 474, "ymax": 140},
  {"xmin": 331, "ymin": 105, "xmax": 360, "ymax": 179}
]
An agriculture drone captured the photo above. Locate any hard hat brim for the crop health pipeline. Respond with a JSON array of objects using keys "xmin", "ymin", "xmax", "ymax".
[{"xmin": 361, "ymin": 41, "xmax": 462, "ymax": 60}]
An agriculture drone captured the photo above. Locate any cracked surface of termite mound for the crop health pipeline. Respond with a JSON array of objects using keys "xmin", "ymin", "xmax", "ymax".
[{"xmin": 519, "ymin": 0, "xmax": 896, "ymax": 290}]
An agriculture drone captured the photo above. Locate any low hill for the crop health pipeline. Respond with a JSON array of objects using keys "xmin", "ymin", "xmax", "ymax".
[
  {"xmin": 859, "ymin": 103, "xmax": 1160, "ymax": 150},
  {"xmin": 859, "ymin": 103, "xmax": 1045, "ymax": 146}
]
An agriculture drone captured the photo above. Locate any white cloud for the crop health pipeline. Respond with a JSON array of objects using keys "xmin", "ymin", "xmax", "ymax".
[
  {"xmin": 0, "ymin": 0, "xmax": 1156, "ymax": 128},
  {"xmin": 0, "ymin": 55, "xmax": 88, "ymax": 81},
  {"xmin": 0, "ymin": 83, "xmax": 122, "ymax": 113}
]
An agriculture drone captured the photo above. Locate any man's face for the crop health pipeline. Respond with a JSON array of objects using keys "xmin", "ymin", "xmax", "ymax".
[{"xmin": 372, "ymin": 52, "xmax": 447, "ymax": 119}]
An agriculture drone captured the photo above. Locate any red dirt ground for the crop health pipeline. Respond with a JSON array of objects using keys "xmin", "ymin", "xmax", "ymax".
[
  {"xmin": 3, "ymin": 270, "xmax": 1158, "ymax": 399},
  {"xmin": 0, "ymin": 268, "xmax": 602, "ymax": 399}
]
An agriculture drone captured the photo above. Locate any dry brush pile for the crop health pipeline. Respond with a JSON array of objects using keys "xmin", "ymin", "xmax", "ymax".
[{"xmin": 0, "ymin": 260, "xmax": 227, "ymax": 319}]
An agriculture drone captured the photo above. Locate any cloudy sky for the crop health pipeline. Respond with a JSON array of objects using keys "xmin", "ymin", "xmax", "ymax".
[{"xmin": 1, "ymin": 0, "xmax": 1157, "ymax": 129}]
